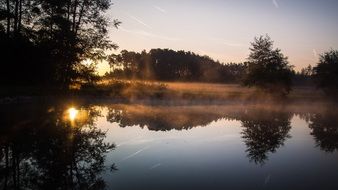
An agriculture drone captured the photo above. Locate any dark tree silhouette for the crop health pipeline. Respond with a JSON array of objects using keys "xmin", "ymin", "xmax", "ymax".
[
  {"xmin": 0, "ymin": 0, "xmax": 120, "ymax": 88},
  {"xmin": 292, "ymin": 65, "xmax": 314, "ymax": 86},
  {"xmin": 313, "ymin": 50, "xmax": 338, "ymax": 96},
  {"xmin": 243, "ymin": 35, "xmax": 294, "ymax": 96},
  {"xmin": 106, "ymin": 49, "xmax": 247, "ymax": 83}
]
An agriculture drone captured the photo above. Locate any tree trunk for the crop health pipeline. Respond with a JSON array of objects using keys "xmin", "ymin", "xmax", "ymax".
[
  {"xmin": 75, "ymin": 0, "xmax": 86, "ymax": 35},
  {"xmin": 72, "ymin": 0, "xmax": 78, "ymax": 32},
  {"xmin": 18, "ymin": 0, "xmax": 23, "ymax": 33},
  {"xmin": 16, "ymin": 155, "xmax": 20, "ymax": 188},
  {"xmin": 67, "ymin": 0, "xmax": 71, "ymax": 24},
  {"xmin": 12, "ymin": 151, "xmax": 16, "ymax": 188},
  {"xmin": 50, "ymin": 9, "xmax": 53, "ymax": 34},
  {"xmin": 6, "ymin": 0, "xmax": 10, "ymax": 36},
  {"xmin": 14, "ymin": 0, "xmax": 19, "ymax": 34},
  {"xmin": 4, "ymin": 146, "xmax": 9, "ymax": 189}
]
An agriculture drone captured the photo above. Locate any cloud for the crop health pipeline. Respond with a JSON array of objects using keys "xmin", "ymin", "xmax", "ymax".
[
  {"xmin": 153, "ymin": 5, "xmax": 167, "ymax": 13},
  {"xmin": 127, "ymin": 14, "xmax": 152, "ymax": 29},
  {"xmin": 272, "ymin": 0, "xmax": 279, "ymax": 8},
  {"xmin": 120, "ymin": 27, "xmax": 180, "ymax": 41}
]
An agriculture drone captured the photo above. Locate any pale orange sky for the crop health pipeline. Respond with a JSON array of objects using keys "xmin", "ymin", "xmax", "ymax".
[{"xmin": 97, "ymin": 0, "xmax": 338, "ymax": 75}]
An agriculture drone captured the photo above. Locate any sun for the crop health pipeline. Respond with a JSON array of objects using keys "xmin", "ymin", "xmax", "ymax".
[{"xmin": 68, "ymin": 107, "xmax": 79, "ymax": 121}]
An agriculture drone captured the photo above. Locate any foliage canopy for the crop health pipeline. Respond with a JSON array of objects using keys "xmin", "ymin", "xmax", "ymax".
[
  {"xmin": 0, "ymin": 0, "xmax": 120, "ymax": 88},
  {"xmin": 243, "ymin": 35, "xmax": 293, "ymax": 96},
  {"xmin": 313, "ymin": 50, "xmax": 338, "ymax": 95}
]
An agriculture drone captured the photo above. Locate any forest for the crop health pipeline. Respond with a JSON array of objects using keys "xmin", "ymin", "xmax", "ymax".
[
  {"xmin": 0, "ymin": 0, "xmax": 337, "ymax": 98},
  {"xmin": 105, "ymin": 49, "xmax": 247, "ymax": 83}
]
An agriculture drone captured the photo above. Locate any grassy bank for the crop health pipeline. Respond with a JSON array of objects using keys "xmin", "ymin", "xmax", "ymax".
[
  {"xmin": 74, "ymin": 80, "xmax": 327, "ymax": 103},
  {"xmin": 165, "ymin": 82, "xmax": 325, "ymax": 102},
  {"xmin": 1, "ymin": 79, "xmax": 328, "ymax": 104}
]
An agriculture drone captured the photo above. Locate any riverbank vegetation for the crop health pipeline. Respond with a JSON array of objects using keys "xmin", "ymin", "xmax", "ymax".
[{"xmin": 1, "ymin": 1, "xmax": 337, "ymax": 101}]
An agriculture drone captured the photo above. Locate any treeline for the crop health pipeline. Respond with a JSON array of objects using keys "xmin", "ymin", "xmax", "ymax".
[
  {"xmin": 292, "ymin": 65, "xmax": 314, "ymax": 86},
  {"xmin": 1, "ymin": 0, "xmax": 336, "ymax": 97},
  {"xmin": 105, "ymin": 40, "xmax": 338, "ymax": 97},
  {"xmin": 0, "ymin": 0, "xmax": 119, "ymax": 88},
  {"xmin": 105, "ymin": 49, "xmax": 247, "ymax": 83},
  {"xmin": 105, "ymin": 48, "xmax": 315, "ymax": 85}
]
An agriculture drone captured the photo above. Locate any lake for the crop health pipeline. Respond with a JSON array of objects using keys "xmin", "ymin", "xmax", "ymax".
[{"xmin": 1, "ymin": 101, "xmax": 338, "ymax": 190}]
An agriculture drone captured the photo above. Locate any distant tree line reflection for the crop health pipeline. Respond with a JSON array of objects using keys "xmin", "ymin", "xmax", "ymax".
[
  {"xmin": 106, "ymin": 105, "xmax": 226, "ymax": 131},
  {"xmin": 105, "ymin": 104, "xmax": 338, "ymax": 164}
]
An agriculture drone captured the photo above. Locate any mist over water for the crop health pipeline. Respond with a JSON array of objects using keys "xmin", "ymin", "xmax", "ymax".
[
  {"xmin": 2, "ymin": 0, "xmax": 338, "ymax": 189},
  {"xmin": 1, "ymin": 101, "xmax": 338, "ymax": 189}
]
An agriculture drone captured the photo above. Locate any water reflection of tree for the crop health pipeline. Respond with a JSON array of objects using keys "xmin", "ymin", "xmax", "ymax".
[
  {"xmin": 105, "ymin": 104, "xmax": 294, "ymax": 165},
  {"xmin": 0, "ymin": 105, "xmax": 115, "ymax": 190},
  {"xmin": 308, "ymin": 112, "xmax": 338, "ymax": 152},
  {"xmin": 239, "ymin": 110, "xmax": 292, "ymax": 165},
  {"xmin": 106, "ymin": 105, "xmax": 226, "ymax": 131}
]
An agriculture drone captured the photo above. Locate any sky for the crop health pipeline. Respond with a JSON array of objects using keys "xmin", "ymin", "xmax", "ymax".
[{"xmin": 98, "ymin": 0, "xmax": 338, "ymax": 74}]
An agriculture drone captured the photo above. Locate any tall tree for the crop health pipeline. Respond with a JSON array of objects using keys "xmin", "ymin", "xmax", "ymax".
[
  {"xmin": 6, "ymin": 0, "xmax": 10, "ymax": 35},
  {"xmin": 0, "ymin": 0, "xmax": 120, "ymax": 88},
  {"xmin": 243, "ymin": 35, "xmax": 293, "ymax": 96},
  {"xmin": 313, "ymin": 50, "xmax": 338, "ymax": 96}
]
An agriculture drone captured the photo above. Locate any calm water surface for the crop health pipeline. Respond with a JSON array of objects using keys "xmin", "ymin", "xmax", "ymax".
[{"xmin": 1, "ymin": 102, "xmax": 338, "ymax": 189}]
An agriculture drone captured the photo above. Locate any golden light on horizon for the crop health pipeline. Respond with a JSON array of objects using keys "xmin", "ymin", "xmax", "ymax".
[{"xmin": 68, "ymin": 107, "xmax": 79, "ymax": 121}]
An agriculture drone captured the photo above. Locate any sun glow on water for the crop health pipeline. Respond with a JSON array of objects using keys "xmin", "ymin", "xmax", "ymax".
[{"xmin": 68, "ymin": 107, "xmax": 79, "ymax": 121}]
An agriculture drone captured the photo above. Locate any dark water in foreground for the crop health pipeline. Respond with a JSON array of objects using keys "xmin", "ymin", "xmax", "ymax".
[{"xmin": 0, "ymin": 102, "xmax": 338, "ymax": 190}]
